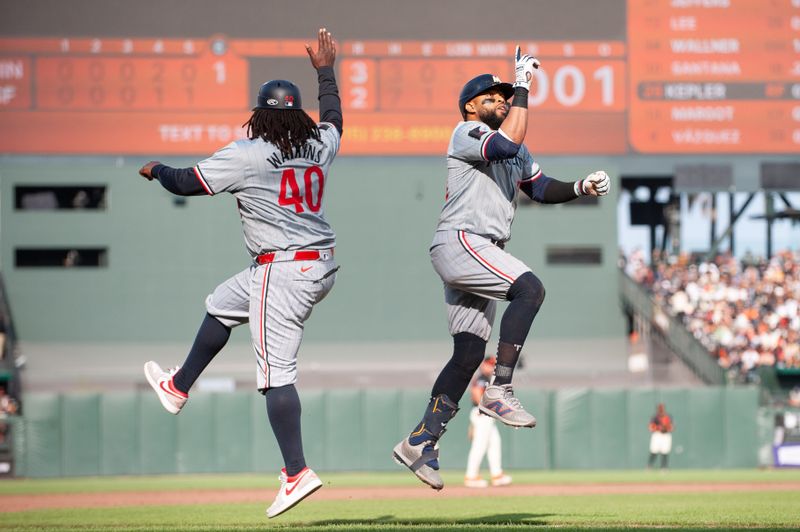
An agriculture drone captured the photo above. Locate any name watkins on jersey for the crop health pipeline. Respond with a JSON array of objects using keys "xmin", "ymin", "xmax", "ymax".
[{"xmin": 265, "ymin": 144, "xmax": 322, "ymax": 169}]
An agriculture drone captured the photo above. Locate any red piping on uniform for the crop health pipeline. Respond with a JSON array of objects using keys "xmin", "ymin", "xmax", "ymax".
[
  {"xmin": 459, "ymin": 231, "xmax": 515, "ymax": 283},
  {"xmin": 259, "ymin": 264, "xmax": 270, "ymax": 383},
  {"xmin": 481, "ymin": 132, "xmax": 496, "ymax": 161},
  {"xmin": 193, "ymin": 167, "xmax": 214, "ymax": 195}
]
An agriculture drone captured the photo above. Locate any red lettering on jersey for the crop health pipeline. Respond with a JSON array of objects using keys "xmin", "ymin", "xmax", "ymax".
[
  {"xmin": 278, "ymin": 166, "xmax": 325, "ymax": 214},
  {"xmin": 304, "ymin": 166, "xmax": 324, "ymax": 213},
  {"xmin": 278, "ymin": 168, "xmax": 305, "ymax": 213}
]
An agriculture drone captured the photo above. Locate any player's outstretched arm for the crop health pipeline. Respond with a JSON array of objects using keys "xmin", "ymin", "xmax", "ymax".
[
  {"xmin": 138, "ymin": 161, "xmax": 206, "ymax": 196},
  {"xmin": 497, "ymin": 46, "xmax": 540, "ymax": 144},
  {"xmin": 520, "ymin": 170, "xmax": 610, "ymax": 204},
  {"xmin": 306, "ymin": 28, "xmax": 343, "ymax": 135}
]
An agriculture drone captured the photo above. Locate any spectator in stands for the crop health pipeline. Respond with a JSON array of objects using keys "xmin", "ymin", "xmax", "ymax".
[
  {"xmin": 626, "ymin": 249, "xmax": 800, "ymax": 383},
  {"xmin": 789, "ymin": 387, "xmax": 800, "ymax": 408}
]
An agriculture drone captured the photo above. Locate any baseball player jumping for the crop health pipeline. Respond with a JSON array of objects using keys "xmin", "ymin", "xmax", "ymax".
[
  {"xmin": 140, "ymin": 29, "xmax": 342, "ymax": 518},
  {"xmin": 393, "ymin": 47, "xmax": 610, "ymax": 490}
]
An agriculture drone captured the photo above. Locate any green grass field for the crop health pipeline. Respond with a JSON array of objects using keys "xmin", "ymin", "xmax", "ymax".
[{"xmin": 2, "ymin": 470, "xmax": 799, "ymax": 531}]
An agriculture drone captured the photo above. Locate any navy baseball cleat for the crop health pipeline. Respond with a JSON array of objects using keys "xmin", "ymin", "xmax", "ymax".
[
  {"xmin": 393, "ymin": 437, "xmax": 444, "ymax": 490},
  {"xmin": 393, "ymin": 394, "xmax": 458, "ymax": 490},
  {"xmin": 479, "ymin": 384, "xmax": 536, "ymax": 428},
  {"xmin": 144, "ymin": 361, "xmax": 188, "ymax": 415}
]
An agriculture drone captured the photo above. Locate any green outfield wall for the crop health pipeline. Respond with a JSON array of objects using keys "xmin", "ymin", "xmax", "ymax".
[
  {"xmin": 12, "ymin": 386, "xmax": 759, "ymax": 477},
  {"xmin": 1, "ymin": 156, "xmax": 621, "ymax": 343}
]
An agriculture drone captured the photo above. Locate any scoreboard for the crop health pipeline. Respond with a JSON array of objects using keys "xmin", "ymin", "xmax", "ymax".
[
  {"xmin": 628, "ymin": 0, "xmax": 800, "ymax": 153},
  {"xmin": 0, "ymin": 0, "xmax": 798, "ymax": 156}
]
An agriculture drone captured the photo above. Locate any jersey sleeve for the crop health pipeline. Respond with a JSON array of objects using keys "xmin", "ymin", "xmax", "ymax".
[
  {"xmin": 193, "ymin": 141, "xmax": 244, "ymax": 195},
  {"xmin": 519, "ymin": 147, "xmax": 541, "ymax": 181},
  {"xmin": 318, "ymin": 122, "xmax": 341, "ymax": 156},
  {"xmin": 517, "ymin": 147, "xmax": 550, "ymax": 201},
  {"xmin": 449, "ymin": 121, "xmax": 497, "ymax": 162}
]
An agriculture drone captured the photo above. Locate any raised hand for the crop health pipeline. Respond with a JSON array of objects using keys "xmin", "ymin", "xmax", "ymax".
[
  {"xmin": 512, "ymin": 45, "xmax": 541, "ymax": 91},
  {"xmin": 305, "ymin": 28, "xmax": 336, "ymax": 70}
]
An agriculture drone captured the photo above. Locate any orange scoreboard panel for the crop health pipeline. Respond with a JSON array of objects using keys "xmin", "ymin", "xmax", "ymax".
[
  {"xmin": 0, "ymin": 37, "xmax": 626, "ymax": 155},
  {"xmin": 0, "ymin": 37, "xmax": 258, "ymax": 154},
  {"xmin": 338, "ymin": 40, "xmax": 627, "ymax": 154},
  {"xmin": 628, "ymin": 0, "xmax": 800, "ymax": 153}
]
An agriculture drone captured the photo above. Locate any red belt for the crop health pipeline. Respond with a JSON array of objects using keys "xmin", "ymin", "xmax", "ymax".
[{"xmin": 255, "ymin": 249, "xmax": 331, "ymax": 265}]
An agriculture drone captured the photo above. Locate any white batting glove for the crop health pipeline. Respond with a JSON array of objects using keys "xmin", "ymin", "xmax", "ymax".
[
  {"xmin": 513, "ymin": 45, "xmax": 541, "ymax": 91},
  {"xmin": 579, "ymin": 171, "xmax": 611, "ymax": 196}
]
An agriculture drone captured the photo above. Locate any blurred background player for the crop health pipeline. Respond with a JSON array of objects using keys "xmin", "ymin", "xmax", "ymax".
[
  {"xmin": 138, "ymin": 28, "xmax": 342, "ymax": 518},
  {"xmin": 393, "ymin": 46, "xmax": 611, "ymax": 490},
  {"xmin": 648, "ymin": 403, "xmax": 674, "ymax": 470},
  {"xmin": 464, "ymin": 356, "xmax": 512, "ymax": 488}
]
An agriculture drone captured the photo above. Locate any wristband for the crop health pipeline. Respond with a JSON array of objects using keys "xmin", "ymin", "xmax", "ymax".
[
  {"xmin": 511, "ymin": 87, "xmax": 529, "ymax": 108},
  {"xmin": 573, "ymin": 180, "xmax": 585, "ymax": 196}
]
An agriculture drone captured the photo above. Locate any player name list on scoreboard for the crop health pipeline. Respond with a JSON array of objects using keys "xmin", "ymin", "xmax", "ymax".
[{"xmin": 628, "ymin": 0, "xmax": 800, "ymax": 153}]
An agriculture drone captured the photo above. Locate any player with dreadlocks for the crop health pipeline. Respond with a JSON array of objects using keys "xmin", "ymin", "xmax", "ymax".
[
  {"xmin": 243, "ymin": 97, "xmax": 321, "ymax": 159},
  {"xmin": 138, "ymin": 28, "xmax": 343, "ymax": 518}
]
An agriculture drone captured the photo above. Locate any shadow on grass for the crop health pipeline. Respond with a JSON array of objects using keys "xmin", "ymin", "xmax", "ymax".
[
  {"xmin": 283, "ymin": 513, "xmax": 552, "ymax": 530},
  {"xmin": 280, "ymin": 517, "xmax": 800, "ymax": 532}
]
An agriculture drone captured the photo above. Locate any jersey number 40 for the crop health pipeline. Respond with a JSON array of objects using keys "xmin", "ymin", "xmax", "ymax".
[{"xmin": 278, "ymin": 166, "xmax": 325, "ymax": 214}]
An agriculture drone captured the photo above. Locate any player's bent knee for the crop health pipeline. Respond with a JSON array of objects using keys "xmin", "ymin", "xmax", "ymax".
[{"xmin": 507, "ymin": 271, "xmax": 546, "ymax": 311}]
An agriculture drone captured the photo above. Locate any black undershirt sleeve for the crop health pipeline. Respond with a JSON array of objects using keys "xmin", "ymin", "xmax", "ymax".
[
  {"xmin": 317, "ymin": 66, "xmax": 343, "ymax": 135},
  {"xmin": 519, "ymin": 173, "xmax": 582, "ymax": 204},
  {"xmin": 539, "ymin": 176, "xmax": 582, "ymax": 204},
  {"xmin": 152, "ymin": 165, "xmax": 207, "ymax": 196}
]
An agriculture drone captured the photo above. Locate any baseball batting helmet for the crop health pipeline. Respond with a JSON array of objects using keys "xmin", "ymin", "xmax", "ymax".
[
  {"xmin": 255, "ymin": 80, "xmax": 302, "ymax": 110},
  {"xmin": 458, "ymin": 74, "xmax": 514, "ymax": 118}
]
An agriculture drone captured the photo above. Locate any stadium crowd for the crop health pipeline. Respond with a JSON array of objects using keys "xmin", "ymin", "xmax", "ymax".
[{"xmin": 624, "ymin": 248, "xmax": 800, "ymax": 383}]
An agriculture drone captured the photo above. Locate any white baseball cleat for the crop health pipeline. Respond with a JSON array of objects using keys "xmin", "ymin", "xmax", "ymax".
[
  {"xmin": 464, "ymin": 476, "xmax": 489, "ymax": 488},
  {"xmin": 491, "ymin": 473, "xmax": 513, "ymax": 487},
  {"xmin": 143, "ymin": 361, "xmax": 188, "ymax": 415},
  {"xmin": 267, "ymin": 467, "xmax": 323, "ymax": 518}
]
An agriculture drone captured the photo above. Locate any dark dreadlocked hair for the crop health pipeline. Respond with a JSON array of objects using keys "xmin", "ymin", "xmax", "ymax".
[{"xmin": 243, "ymin": 109, "xmax": 321, "ymax": 158}]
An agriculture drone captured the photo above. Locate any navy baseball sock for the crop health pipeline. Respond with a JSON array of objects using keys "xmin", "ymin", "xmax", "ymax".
[
  {"xmin": 431, "ymin": 332, "xmax": 486, "ymax": 401},
  {"xmin": 495, "ymin": 272, "xmax": 545, "ymax": 385},
  {"xmin": 265, "ymin": 384, "xmax": 306, "ymax": 477},
  {"xmin": 172, "ymin": 313, "xmax": 231, "ymax": 394}
]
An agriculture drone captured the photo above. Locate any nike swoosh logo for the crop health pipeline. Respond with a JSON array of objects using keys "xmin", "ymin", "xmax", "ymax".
[
  {"xmin": 300, "ymin": 266, "xmax": 313, "ymax": 273},
  {"xmin": 285, "ymin": 470, "xmax": 310, "ymax": 495},
  {"xmin": 159, "ymin": 380, "xmax": 183, "ymax": 399}
]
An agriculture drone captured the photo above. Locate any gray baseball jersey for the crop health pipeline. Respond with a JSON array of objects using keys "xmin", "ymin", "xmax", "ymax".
[
  {"xmin": 436, "ymin": 120, "xmax": 541, "ymax": 243},
  {"xmin": 193, "ymin": 124, "xmax": 341, "ymax": 256},
  {"xmin": 199, "ymin": 122, "xmax": 341, "ymax": 390},
  {"xmin": 430, "ymin": 121, "xmax": 541, "ymax": 341}
]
